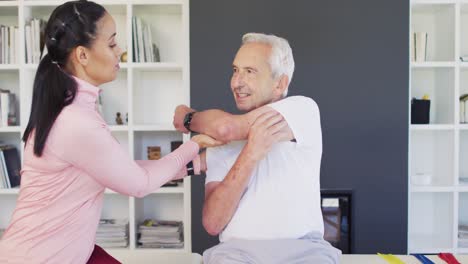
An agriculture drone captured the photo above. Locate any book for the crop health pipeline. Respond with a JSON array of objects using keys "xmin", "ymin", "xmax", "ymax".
[
  {"xmin": 414, "ymin": 32, "xmax": 427, "ymax": 62},
  {"xmin": 0, "ymin": 145, "xmax": 21, "ymax": 188}
]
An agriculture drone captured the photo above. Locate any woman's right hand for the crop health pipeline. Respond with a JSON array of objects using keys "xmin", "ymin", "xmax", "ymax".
[{"xmin": 191, "ymin": 134, "xmax": 225, "ymax": 149}]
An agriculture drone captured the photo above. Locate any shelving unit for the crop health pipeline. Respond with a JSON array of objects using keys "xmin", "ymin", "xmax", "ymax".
[
  {"xmin": 410, "ymin": 0, "xmax": 468, "ymax": 254},
  {"xmin": 0, "ymin": 0, "xmax": 192, "ymax": 259}
]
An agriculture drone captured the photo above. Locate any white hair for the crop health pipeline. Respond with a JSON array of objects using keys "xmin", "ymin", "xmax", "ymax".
[{"xmin": 242, "ymin": 32, "xmax": 295, "ymax": 97}]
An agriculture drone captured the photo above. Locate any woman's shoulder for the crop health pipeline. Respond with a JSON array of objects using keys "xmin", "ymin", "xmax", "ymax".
[{"xmin": 51, "ymin": 105, "xmax": 106, "ymax": 141}]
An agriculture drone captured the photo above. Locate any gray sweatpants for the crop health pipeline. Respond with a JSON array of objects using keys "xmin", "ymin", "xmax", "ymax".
[{"xmin": 203, "ymin": 232, "xmax": 341, "ymax": 264}]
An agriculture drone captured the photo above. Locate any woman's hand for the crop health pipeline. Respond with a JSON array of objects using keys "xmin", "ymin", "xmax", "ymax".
[{"xmin": 191, "ymin": 134, "xmax": 225, "ymax": 149}]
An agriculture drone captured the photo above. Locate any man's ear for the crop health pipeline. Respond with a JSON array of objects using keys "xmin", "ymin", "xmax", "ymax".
[
  {"xmin": 274, "ymin": 74, "xmax": 289, "ymax": 97},
  {"xmin": 73, "ymin": 46, "xmax": 90, "ymax": 66}
]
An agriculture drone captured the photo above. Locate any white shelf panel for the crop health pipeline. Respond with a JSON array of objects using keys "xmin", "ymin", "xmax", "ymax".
[
  {"xmin": 0, "ymin": 188, "xmax": 19, "ymax": 194},
  {"xmin": 105, "ymin": 186, "xmax": 184, "ymax": 194},
  {"xmin": 410, "ymin": 124, "xmax": 455, "ymax": 130},
  {"xmin": 0, "ymin": 2, "xmax": 19, "ymax": 7},
  {"xmin": 133, "ymin": 248, "xmax": 186, "ymax": 253},
  {"xmin": 131, "ymin": 63, "xmax": 182, "ymax": 71},
  {"xmin": 24, "ymin": 1, "xmax": 69, "ymax": 6},
  {"xmin": 411, "ymin": 186, "xmax": 455, "ymax": 192},
  {"xmin": 458, "ymin": 124, "xmax": 468, "ymax": 130},
  {"xmin": 0, "ymin": 126, "xmax": 22, "ymax": 133},
  {"xmin": 0, "ymin": 65, "xmax": 19, "ymax": 70},
  {"xmin": 412, "ymin": 0, "xmax": 456, "ymax": 4},
  {"xmin": 133, "ymin": 124, "xmax": 176, "ymax": 131},
  {"xmin": 411, "ymin": 62, "xmax": 456, "ymax": 68},
  {"xmin": 109, "ymin": 125, "xmax": 129, "ymax": 131},
  {"xmin": 457, "ymin": 248, "xmax": 468, "ymax": 254},
  {"xmin": 408, "ymin": 234, "xmax": 454, "ymax": 253},
  {"xmin": 119, "ymin": 63, "xmax": 129, "ymax": 69},
  {"xmin": 459, "ymin": 186, "xmax": 468, "ymax": 192}
]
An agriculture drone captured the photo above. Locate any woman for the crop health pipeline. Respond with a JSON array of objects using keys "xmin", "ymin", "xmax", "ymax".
[{"xmin": 0, "ymin": 1, "xmax": 218, "ymax": 263}]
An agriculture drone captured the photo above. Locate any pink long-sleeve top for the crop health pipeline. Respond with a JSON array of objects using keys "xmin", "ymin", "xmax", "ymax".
[{"xmin": 0, "ymin": 76, "xmax": 199, "ymax": 263}]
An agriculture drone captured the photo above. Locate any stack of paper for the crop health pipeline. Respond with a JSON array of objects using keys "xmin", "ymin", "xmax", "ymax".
[
  {"xmin": 96, "ymin": 219, "xmax": 129, "ymax": 248},
  {"xmin": 459, "ymin": 225, "xmax": 468, "ymax": 248},
  {"xmin": 138, "ymin": 219, "xmax": 183, "ymax": 249}
]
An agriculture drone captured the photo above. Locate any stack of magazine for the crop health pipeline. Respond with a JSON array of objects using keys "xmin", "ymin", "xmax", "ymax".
[
  {"xmin": 138, "ymin": 219, "xmax": 183, "ymax": 249},
  {"xmin": 96, "ymin": 219, "xmax": 129, "ymax": 248},
  {"xmin": 459, "ymin": 224, "xmax": 468, "ymax": 248}
]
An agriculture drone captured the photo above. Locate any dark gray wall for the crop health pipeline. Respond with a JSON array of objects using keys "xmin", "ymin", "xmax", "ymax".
[{"xmin": 190, "ymin": 0, "xmax": 409, "ymax": 254}]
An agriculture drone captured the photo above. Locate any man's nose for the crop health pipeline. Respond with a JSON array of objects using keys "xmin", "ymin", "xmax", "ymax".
[{"xmin": 231, "ymin": 72, "xmax": 245, "ymax": 88}]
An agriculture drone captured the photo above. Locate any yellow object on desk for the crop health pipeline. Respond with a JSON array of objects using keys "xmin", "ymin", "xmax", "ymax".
[{"xmin": 377, "ymin": 253, "xmax": 405, "ymax": 264}]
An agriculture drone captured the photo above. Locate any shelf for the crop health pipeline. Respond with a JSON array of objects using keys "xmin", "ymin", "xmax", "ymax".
[
  {"xmin": 410, "ymin": 124, "xmax": 454, "ymax": 130},
  {"xmin": 133, "ymin": 131, "xmax": 182, "ymax": 160},
  {"xmin": 411, "ymin": 3, "xmax": 455, "ymax": 62},
  {"xmin": 411, "ymin": 62, "xmax": 455, "ymax": 68},
  {"xmin": 0, "ymin": 188, "xmax": 19, "ymax": 194},
  {"xmin": 411, "ymin": 67, "xmax": 455, "ymax": 124},
  {"xmin": 131, "ymin": 63, "xmax": 182, "ymax": 71},
  {"xmin": 109, "ymin": 125, "xmax": 129, "ymax": 132},
  {"xmin": 132, "ymin": 70, "xmax": 185, "ymax": 125},
  {"xmin": 459, "ymin": 186, "xmax": 468, "ymax": 192},
  {"xmin": 0, "ymin": 1, "xmax": 18, "ymax": 7},
  {"xmin": 410, "ymin": 130, "xmax": 455, "ymax": 186},
  {"xmin": 105, "ymin": 186, "xmax": 184, "ymax": 194},
  {"xmin": 0, "ymin": 65, "xmax": 19, "ymax": 70},
  {"xmin": 133, "ymin": 124, "xmax": 176, "ymax": 131},
  {"xmin": 459, "ymin": 124, "xmax": 468, "ymax": 130},
  {"xmin": 411, "ymin": 186, "xmax": 455, "ymax": 192},
  {"xmin": 0, "ymin": 126, "xmax": 21, "ymax": 133}
]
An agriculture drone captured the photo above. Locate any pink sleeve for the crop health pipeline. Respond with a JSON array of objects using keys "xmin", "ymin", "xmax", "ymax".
[{"xmin": 49, "ymin": 109, "xmax": 199, "ymax": 198}]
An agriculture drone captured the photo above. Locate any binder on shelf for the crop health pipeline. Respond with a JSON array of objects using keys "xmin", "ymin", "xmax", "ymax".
[
  {"xmin": 461, "ymin": 94, "xmax": 468, "ymax": 124},
  {"xmin": 411, "ymin": 98, "xmax": 430, "ymax": 124},
  {"xmin": 414, "ymin": 32, "xmax": 427, "ymax": 62},
  {"xmin": 0, "ymin": 145, "xmax": 21, "ymax": 188}
]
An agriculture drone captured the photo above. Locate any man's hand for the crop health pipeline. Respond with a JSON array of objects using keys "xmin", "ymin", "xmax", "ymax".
[
  {"xmin": 173, "ymin": 104, "xmax": 195, "ymax": 133},
  {"xmin": 244, "ymin": 110, "xmax": 289, "ymax": 162},
  {"xmin": 191, "ymin": 134, "xmax": 225, "ymax": 149}
]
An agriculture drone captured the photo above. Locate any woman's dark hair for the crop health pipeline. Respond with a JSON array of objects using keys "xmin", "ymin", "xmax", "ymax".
[{"xmin": 22, "ymin": 0, "xmax": 106, "ymax": 156}]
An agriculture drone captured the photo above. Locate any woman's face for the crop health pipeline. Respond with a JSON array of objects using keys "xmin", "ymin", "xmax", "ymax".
[{"xmin": 84, "ymin": 12, "xmax": 122, "ymax": 86}]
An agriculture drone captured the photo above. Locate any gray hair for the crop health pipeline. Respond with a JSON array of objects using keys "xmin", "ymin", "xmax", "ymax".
[{"xmin": 242, "ymin": 32, "xmax": 295, "ymax": 97}]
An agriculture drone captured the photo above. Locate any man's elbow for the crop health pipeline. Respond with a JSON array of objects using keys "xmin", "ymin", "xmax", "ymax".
[
  {"xmin": 202, "ymin": 215, "xmax": 222, "ymax": 236},
  {"xmin": 214, "ymin": 117, "xmax": 239, "ymax": 142}
]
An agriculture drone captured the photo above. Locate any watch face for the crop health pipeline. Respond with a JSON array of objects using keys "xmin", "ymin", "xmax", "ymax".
[{"xmin": 184, "ymin": 112, "xmax": 194, "ymax": 131}]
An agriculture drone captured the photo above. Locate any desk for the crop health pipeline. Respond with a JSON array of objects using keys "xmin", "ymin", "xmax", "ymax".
[
  {"xmin": 107, "ymin": 250, "xmax": 202, "ymax": 264},
  {"xmin": 341, "ymin": 254, "xmax": 468, "ymax": 264}
]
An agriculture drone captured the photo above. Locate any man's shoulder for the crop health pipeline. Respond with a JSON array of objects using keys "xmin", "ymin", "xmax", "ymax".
[
  {"xmin": 268, "ymin": 95, "xmax": 319, "ymax": 114},
  {"xmin": 282, "ymin": 95, "xmax": 318, "ymax": 107}
]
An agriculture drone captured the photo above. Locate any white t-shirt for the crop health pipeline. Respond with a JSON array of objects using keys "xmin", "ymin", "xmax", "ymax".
[{"xmin": 206, "ymin": 96, "xmax": 324, "ymax": 242}]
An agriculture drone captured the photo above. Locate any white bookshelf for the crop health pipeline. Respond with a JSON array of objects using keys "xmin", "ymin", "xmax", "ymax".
[
  {"xmin": 0, "ymin": 0, "xmax": 192, "ymax": 259},
  {"xmin": 410, "ymin": 0, "xmax": 468, "ymax": 254}
]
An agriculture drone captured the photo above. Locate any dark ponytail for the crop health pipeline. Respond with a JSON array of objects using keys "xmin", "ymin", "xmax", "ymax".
[{"xmin": 22, "ymin": 0, "xmax": 106, "ymax": 156}]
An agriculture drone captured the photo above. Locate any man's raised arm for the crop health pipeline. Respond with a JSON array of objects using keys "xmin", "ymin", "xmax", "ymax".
[{"xmin": 173, "ymin": 104, "xmax": 274, "ymax": 142}]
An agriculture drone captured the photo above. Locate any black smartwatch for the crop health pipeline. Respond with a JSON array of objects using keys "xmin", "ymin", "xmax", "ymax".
[
  {"xmin": 186, "ymin": 160, "xmax": 194, "ymax": 176},
  {"xmin": 183, "ymin": 111, "xmax": 196, "ymax": 133}
]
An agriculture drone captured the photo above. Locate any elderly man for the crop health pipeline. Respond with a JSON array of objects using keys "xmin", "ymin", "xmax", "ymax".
[{"xmin": 174, "ymin": 33, "xmax": 341, "ymax": 264}]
